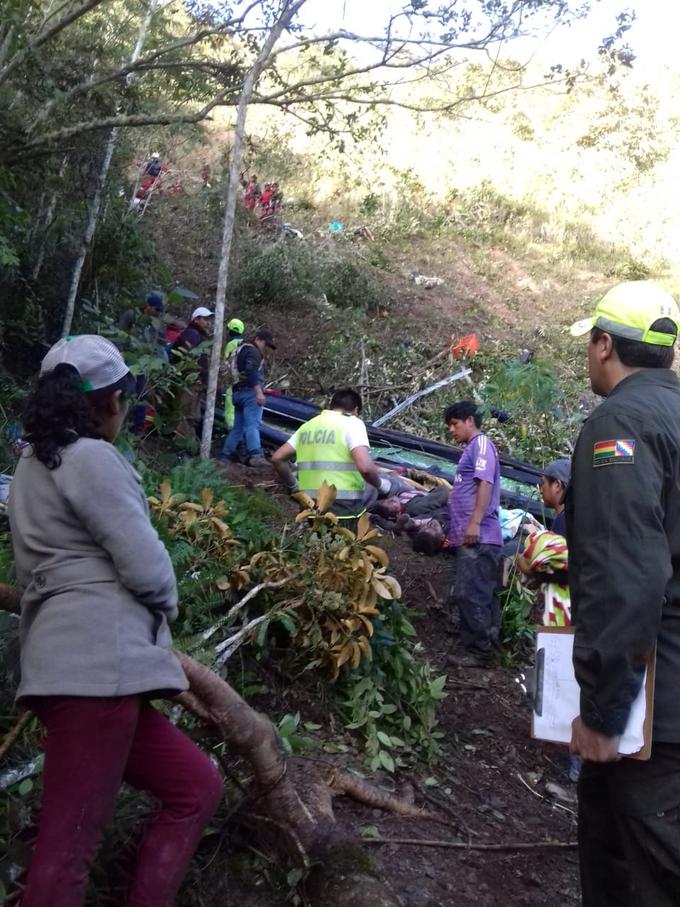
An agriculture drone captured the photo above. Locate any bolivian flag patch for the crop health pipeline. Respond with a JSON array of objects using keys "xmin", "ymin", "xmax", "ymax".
[{"xmin": 593, "ymin": 439, "xmax": 635, "ymax": 467}]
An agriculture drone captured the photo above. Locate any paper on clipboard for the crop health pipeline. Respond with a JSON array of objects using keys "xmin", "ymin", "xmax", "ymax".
[{"xmin": 532, "ymin": 628, "xmax": 653, "ymax": 758}]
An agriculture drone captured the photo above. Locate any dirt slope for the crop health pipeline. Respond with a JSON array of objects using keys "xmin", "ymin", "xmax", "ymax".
[{"xmin": 175, "ymin": 467, "xmax": 579, "ymax": 907}]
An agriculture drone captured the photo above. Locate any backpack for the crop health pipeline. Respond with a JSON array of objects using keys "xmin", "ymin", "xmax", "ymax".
[{"xmin": 225, "ymin": 341, "xmax": 255, "ymax": 385}]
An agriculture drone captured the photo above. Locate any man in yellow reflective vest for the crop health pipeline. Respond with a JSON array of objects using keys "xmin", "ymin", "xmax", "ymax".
[
  {"xmin": 222, "ymin": 317, "xmax": 245, "ymax": 430},
  {"xmin": 271, "ymin": 388, "xmax": 389, "ymax": 521}
]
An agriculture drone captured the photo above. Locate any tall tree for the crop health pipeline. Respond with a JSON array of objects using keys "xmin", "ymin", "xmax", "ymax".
[{"xmin": 60, "ymin": 0, "xmax": 158, "ymax": 337}]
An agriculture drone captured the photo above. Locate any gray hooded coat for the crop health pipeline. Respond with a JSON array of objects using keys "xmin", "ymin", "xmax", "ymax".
[{"xmin": 9, "ymin": 438, "xmax": 187, "ymax": 700}]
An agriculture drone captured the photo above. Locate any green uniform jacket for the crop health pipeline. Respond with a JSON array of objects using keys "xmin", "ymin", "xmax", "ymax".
[{"xmin": 566, "ymin": 368, "xmax": 680, "ymax": 741}]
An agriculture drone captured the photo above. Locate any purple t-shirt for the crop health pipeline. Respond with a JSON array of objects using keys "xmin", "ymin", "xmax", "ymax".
[{"xmin": 449, "ymin": 433, "xmax": 502, "ymax": 548}]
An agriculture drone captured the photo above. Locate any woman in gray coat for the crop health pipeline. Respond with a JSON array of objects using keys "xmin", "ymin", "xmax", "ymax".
[{"xmin": 9, "ymin": 336, "xmax": 223, "ymax": 907}]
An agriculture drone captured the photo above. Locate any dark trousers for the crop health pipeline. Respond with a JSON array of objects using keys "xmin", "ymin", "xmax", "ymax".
[
  {"xmin": 450, "ymin": 544, "xmax": 501, "ymax": 652},
  {"xmin": 578, "ymin": 743, "xmax": 680, "ymax": 907},
  {"xmin": 22, "ymin": 696, "xmax": 223, "ymax": 907}
]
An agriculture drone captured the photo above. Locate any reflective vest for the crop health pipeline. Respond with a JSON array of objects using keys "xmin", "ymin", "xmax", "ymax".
[{"xmin": 296, "ymin": 410, "xmax": 365, "ymax": 517}]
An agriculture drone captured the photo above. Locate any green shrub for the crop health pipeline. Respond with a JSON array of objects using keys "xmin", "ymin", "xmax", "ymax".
[{"xmin": 232, "ymin": 236, "xmax": 386, "ymax": 312}]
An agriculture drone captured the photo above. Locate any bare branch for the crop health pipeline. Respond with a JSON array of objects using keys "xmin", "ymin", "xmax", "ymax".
[{"xmin": 26, "ymin": 25, "xmax": 240, "ymax": 134}]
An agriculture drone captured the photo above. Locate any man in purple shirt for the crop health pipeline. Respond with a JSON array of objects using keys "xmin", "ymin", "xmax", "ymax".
[{"xmin": 445, "ymin": 401, "xmax": 503, "ymax": 666}]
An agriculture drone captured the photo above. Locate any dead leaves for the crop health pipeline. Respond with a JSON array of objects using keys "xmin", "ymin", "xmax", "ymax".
[
  {"xmin": 149, "ymin": 484, "xmax": 243, "ymax": 565},
  {"xmin": 231, "ymin": 496, "xmax": 402, "ymax": 683}
]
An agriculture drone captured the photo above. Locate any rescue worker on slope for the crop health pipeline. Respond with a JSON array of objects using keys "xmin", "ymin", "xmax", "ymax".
[
  {"xmin": 221, "ymin": 317, "xmax": 245, "ymax": 431},
  {"xmin": 271, "ymin": 388, "xmax": 390, "ymax": 524},
  {"xmin": 219, "ymin": 329, "xmax": 276, "ymax": 467}
]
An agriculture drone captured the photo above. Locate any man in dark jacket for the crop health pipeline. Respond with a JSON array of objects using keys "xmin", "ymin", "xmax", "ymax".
[
  {"xmin": 169, "ymin": 306, "xmax": 213, "ymax": 437},
  {"xmin": 219, "ymin": 329, "xmax": 276, "ymax": 467},
  {"xmin": 566, "ymin": 280, "xmax": 680, "ymax": 907}
]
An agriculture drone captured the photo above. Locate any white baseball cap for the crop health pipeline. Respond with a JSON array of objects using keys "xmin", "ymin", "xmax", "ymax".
[
  {"xmin": 192, "ymin": 306, "xmax": 214, "ymax": 319},
  {"xmin": 40, "ymin": 335, "xmax": 130, "ymax": 392}
]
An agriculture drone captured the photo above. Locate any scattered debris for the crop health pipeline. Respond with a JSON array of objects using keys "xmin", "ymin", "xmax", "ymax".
[
  {"xmin": 410, "ymin": 272, "xmax": 444, "ymax": 289},
  {"xmin": 544, "ymin": 781, "xmax": 577, "ymax": 805}
]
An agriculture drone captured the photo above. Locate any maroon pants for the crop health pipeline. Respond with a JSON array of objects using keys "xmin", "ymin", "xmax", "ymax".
[{"xmin": 21, "ymin": 696, "xmax": 223, "ymax": 907}]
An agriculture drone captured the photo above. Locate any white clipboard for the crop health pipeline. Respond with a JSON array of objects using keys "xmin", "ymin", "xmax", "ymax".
[{"xmin": 532, "ymin": 627, "xmax": 655, "ymax": 761}]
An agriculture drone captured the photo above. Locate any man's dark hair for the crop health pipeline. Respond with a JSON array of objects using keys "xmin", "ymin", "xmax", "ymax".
[
  {"xmin": 412, "ymin": 523, "xmax": 444, "ymax": 556},
  {"xmin": 443, "ymin": 400, "xmax": 482, "ymax": 427},
  {"xmin": 330, "ymin": 388, "xmax": 362, "ymax": 414},
  {"xmin": 592, "ymin": 318, "xmax": 677, "ymax": 369}
]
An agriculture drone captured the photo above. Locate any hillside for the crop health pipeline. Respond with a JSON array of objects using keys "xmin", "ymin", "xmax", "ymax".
[{"xmin": 2, "ymin": 5, "xmax": 680, "ymax": 903}]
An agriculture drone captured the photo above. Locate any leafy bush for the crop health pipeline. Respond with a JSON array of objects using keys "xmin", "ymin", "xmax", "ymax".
[
  {"xmin": 232, "ymin": 234, "xmax": 387, "ymax": 312},
  {"xmin": 478, "ymin": 354, "xmax": 576, "ymax": 464},
  {"xmin": 500, "ymin": 575, "xmax": 536, "ymax": 654},
  {"xmin": 344, "ymin": 601, "xmax": 446, "ymax": 770},
  {"xmin": 323, "ymin": 257, "xmax": 386, "ymax": 310}
]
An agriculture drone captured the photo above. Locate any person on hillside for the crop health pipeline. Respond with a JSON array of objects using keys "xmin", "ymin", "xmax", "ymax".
[
  {"xmin": 517, "ymin": 458, "xmax": 571, "ymax": 626},
  {"xmin": 566, "ymin": 281, "xmax": 680, "ymax": 906},
  {"xmin": 9, "ymin": 335, "xmax": 223, "ymax": 906},
  {"xmin": 271, "ymin": 388, "xmax": 389, "ymax": 524},
  {"xmin": 117, "ymin": 290, "xmax": 167, "ymax": 435},
  {"xmin": 271, "ymin": 181, "xmax": 283, "ymax": 213},
  {"xmin": 219, "ymin": 329, "xmax": 276, "ymax": 467},
  {"xmin": 259, "ymin": 182, "xmax": 273, "ymax": 218},
  {"xmin": 445, "ymin": 401, "xmax": 503, "ymax": 667},
  {"xmin": 143, "ymin": 152, "xmax": 162, "ymax": 178},
  {"xmin": 170, "ymin": 306, "xmax": 213, "ymax": 374},
  {"xmin": 244, "ymin": 174, "xmax": 260, "ymax": 210},
  {"xmin": 222, "ymin": 317, "xmax": 245, "ymax": 432},
  {"xmin": 170, "ymin": 306, "xmax": 214, "ymax": 436}
]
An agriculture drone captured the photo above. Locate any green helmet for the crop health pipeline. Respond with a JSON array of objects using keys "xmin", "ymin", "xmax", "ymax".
[{"xmin": 227, "ymin": 317, "xmax": 244, "ymax": 334}]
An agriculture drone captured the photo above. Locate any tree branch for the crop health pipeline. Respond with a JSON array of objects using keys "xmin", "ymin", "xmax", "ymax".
[
  {"xmin": 363, "ymin": 837, "xmax": 578, "ymax": 851},
  {"xmin": 0, "ymin": 0, "xmax": 108, "ymax": 89}
]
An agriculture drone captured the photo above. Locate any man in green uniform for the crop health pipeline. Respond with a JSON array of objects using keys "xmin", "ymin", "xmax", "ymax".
[
  {"xmin": 271, "ymin": 388, "xmax": 389, "ymax": 522},
  {"xmin": 567, "ymin": 280, "xmax": 680, "ymax": 907}
]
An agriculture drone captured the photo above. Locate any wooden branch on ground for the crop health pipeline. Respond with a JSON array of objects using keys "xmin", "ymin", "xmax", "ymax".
[
  {"xmin": 364, "ymin": 837, "xmax": 577, "ymax": 851},
  {"xmin": 201, "ymin": 579, "xmax": 289, "ymax": 642},
  {"xmin": 0, "ymin": 712, "xmax": 31, "ymax": 762}
]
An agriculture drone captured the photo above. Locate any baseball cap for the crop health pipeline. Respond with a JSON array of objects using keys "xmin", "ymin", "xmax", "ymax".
[
  {"xmin": 570, "ymin": 281, "xmax": 680, "ymax": 347},
  {"xmin": 41, "ymin": 336, "xmax": 130, "ymax": 392},
  {"xmin": 227, "ymin": 317, "xmax": 244, "ymax": 333},
  {"xmin": 543, "ymin": 458, "xmax": 571, "ymax": 486},
  {"xmin": 255, "ymin": 329, "xmax": 276, "ymax": 350},
  {"xmin": 191, "ymin": 306, "xmax": 214, "ymax": 320}
]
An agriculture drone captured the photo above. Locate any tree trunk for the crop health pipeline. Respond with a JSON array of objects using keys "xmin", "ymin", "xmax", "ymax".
[
  {"xmin": 199, "ymin": 0, "xmax": 308, "ymax": 459},
  {"xmin": 60, "ymin": 1, "xmax": 156, "ymax": 337}
]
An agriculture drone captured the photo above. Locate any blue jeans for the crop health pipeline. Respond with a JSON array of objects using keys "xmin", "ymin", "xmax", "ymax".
[{"xmin": 221, "ymin": 387, "xmax": 263, "ymax": 457}]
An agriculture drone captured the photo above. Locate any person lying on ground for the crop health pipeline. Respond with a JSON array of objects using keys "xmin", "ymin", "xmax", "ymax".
[{"xmin": 9, "ymin": 335, "xmax": 223, "ymax": 906}]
